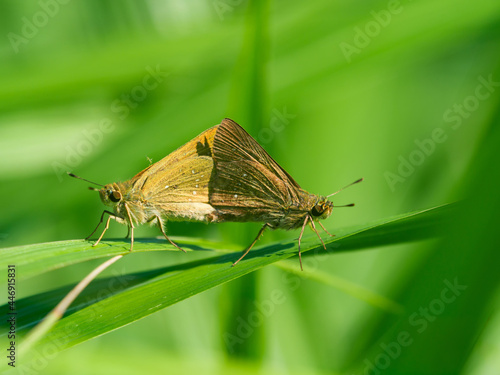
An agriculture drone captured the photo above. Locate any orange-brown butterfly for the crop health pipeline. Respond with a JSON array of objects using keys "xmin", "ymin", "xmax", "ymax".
[
  {"xmin": 69, "ymin": 126, "xmax": 219, "ymax": 251},
  {"xmin": 208, "ymin": 119, "xmax": 362, "ymax": 269}
]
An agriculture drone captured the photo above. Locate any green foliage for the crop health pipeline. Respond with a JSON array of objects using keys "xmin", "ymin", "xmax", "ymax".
[
  {"xmin": 1, "ymin": 0, "xmax": 499, "ymax": 373},
  {"xmin": 1, "ymin": 205, "xmax": 449, "ymax": 356}
]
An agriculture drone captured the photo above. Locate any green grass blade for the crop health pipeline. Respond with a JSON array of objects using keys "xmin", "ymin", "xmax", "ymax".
[
  {"xmin": 19, "ymin": 255, "xmax": 124, "ymax": 356},
  {"xmin": 0, "ymin": 237, "xmax": 228, "ymax": 283},
  {"xmin": 274, "ymin": 261, "xmax": 404, "ymax": 314},
  {"xmin": 11, "ymin": 204, "xmax": 453, "ymax": 354}
]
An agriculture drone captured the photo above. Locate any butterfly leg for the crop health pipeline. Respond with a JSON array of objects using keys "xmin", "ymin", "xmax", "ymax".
[
  {"xmin": 309, "ymin": 219, "xmax": 327, "ymax": 252},
  {"xmin": 124, "ymin": 226, "xmax": 130, "ymax": 239},
  {"xmin": 297, "ymin": 216, "xmax": 311, "ymax": 271},
  {"xmin": 129, "ymin": 226, "xmax": 135, "ymax": 252},
  {"xmin": 92, "ymin": 215, "xmax": 112, "ymax": 248},
  {"xmin": 232, "ymin": 223, "xmax": 271, "ymax": 267},
  {"xmin": 155, "ymin": 215, "xmax": 186, "ymax": 253},
  {"xmin": 123, "ymin": 204, "xmax": 136, "ymax": 252},
  {"xmin": 318, "ymin": 221, "xmax": 335, "ymax": 237},
  {"xmin": 86, "ymin": 210, "xmax": 117, "ymax": 241}
]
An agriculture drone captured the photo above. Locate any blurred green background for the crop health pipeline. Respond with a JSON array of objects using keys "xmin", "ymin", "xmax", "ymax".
[{"xmin": 1, "ymin": 0, "xmax": 500, "ymax": 374}]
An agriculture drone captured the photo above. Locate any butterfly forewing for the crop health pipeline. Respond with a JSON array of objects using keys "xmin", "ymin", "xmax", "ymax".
[
  {"xmin": 124, "ymin": 126, "xmax": 218, "ymax": 222},
  {"xmin": 144, "ymin": 156, "xmax": 213, "ymax": 204},
  {"xmin": 130, "ymin": 125, "xmax": 217, "ymax": 190},
  {"xmin": 212, "ymin": 159, "xmax": 287, "ymax": 205},
  {"xmin": 210, "ymin": 119, "xmax": 303, "ymax": 211},
  {"xmin": 215, "ymin": 119, "xmax": 301, "ymax": 188}
]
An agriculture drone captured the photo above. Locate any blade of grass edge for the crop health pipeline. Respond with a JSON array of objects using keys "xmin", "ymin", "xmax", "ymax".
[
  {"xmin": 19, "ymin": 255, "xmax": 124, "ymax": 356},
  {"xmin": 22, "ymin": 204, "xmax": 453, "ymax": 355}
]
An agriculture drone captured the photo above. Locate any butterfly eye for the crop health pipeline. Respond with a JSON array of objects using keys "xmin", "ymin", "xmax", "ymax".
[
  {"xmin": 109, "ymin": 190, "xmax": 122, "ymax": 203},
  {"xmin": 311, "ymin": 204, "xmax": 324, "ymax": 217}
]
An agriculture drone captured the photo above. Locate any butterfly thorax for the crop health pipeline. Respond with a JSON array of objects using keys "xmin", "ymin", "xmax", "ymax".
[{"xmin": 275, "ymin": 191, "xmax": 333, "ymax": 230}]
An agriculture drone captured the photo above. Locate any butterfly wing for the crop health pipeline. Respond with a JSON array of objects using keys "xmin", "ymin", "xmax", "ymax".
[
  {"xmin": 142, "ymin": 156, "xmax": 213, "ymax": 204},
  {"xmin": 209, "ymin": 118, "xmax": 303, "ymax": 222},
  {"xmin": 130, "ymin": 125, "xmax": 217, "ymax": 190},
  {"xmin": 126, "ymin": 126, "xmax": 218, "ymax": 222}
]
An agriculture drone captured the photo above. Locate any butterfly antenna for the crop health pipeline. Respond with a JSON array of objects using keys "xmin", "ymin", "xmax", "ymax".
[
  {"xmin": 327, "ymin": 178, "xmax": 363, "ymax": 198},
  {"xmin": 67, "ymin": 172, "xmax": 104, "ymax": 188}
]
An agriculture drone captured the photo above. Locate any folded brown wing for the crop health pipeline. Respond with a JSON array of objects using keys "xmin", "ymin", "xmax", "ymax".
[
  {"xmin": 210, "ymin": 118, "xmax": 302, "ymax": 212},
  {"xmin": 142, "ymin": 156, "xmax": 213, "ymax": 204},
  {"xmin": 130, "ymin": 125, "xmax": 218, "ymax": 203}
]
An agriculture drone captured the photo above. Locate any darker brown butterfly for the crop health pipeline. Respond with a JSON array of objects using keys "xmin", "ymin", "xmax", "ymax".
[{"xmin": 208, "ymin": 119, "xmax": 362, "ymax": 269}]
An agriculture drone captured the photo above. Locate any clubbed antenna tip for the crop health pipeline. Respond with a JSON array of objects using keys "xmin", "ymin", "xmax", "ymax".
[
  {"xmin": 67, "ymin": 172, "xmax": 104, "ymax": 187},
  {"xmin": 327, "ymin": 178, "xmax": 363, "ymax": 198}
]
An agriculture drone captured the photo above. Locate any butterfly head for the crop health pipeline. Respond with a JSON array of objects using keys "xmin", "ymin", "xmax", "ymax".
[
  {"xmin": 310, "ymin": 197, "xmax": 334, "ymax": 221},
  {"xmin": 310, "ymin": 178, "xmax": 363, "ymax": 221},
  {"xmin": 99, "ymin": 183, "xmax": 123, "ymax": 207}
]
